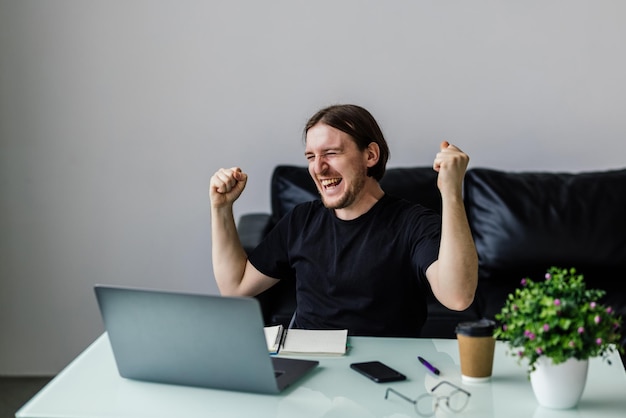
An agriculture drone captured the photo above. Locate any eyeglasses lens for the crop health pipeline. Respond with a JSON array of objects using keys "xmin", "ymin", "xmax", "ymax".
[
  {"xmin": 415, "ymin": 394, "xmax": 436, "ymax": 416},
  {"xmin": 447, "ymin": 389, "xmax": 470, "ymax": 412}
]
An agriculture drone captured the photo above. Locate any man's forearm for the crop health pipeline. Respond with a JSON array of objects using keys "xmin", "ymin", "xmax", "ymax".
[
  {"xmin": 436, "ymin": 195, "xmax": 478, "ymax": 310},
  {"xmin": 211, "ymin": 206, "xmax": 248, "ymax": 295}
]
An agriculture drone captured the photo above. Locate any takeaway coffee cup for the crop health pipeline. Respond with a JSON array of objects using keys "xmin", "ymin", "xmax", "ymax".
[{"xmin": 455, "ymin": 319, "xmax": 496, "ymax": 383}]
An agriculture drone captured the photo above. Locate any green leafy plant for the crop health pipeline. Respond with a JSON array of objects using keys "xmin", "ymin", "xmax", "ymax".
[{"xmin": 494, "ymin": 266, "xmax": 623, "ymax": 375}]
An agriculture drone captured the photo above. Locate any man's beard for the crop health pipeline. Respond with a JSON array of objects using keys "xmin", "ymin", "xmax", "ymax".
[{"xmin": 320, "ymin": 174, "xmax": 366, "ymax": 210}]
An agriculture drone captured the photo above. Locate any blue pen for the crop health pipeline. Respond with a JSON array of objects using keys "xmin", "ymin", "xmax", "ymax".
[{"xmin": 418, "ymin": 356, "xmax": 440, "ymax": 375}]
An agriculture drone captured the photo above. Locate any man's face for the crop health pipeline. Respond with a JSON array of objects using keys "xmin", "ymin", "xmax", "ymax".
[{"xmin": 304, "ymin": 123, "xmax": 370, "ymax": 210}]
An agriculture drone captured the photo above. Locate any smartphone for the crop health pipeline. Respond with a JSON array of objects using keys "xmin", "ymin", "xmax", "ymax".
[{"xmin": 350, "ymin": 361, "xmax": 406, "ymax": 383}]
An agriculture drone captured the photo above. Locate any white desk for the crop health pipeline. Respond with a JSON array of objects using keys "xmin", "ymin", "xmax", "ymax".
[{"xmin": 17, "ymin": 333, "xmax": 626, "ymax": 418}]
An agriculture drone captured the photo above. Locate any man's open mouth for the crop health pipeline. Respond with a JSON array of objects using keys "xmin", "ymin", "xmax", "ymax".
[{"xmin": 321, "ymin": 178, "xmax": 342, "ymax": 189}]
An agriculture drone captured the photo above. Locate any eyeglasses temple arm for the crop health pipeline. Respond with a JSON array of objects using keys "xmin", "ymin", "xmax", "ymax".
[{"xmin": 385, "ymin": 388, "xmax": 417, "ymax": 405}]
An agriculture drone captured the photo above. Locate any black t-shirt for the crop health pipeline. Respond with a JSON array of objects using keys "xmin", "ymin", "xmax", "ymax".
[{"xmin": 248, "ymin": 194, "xmax": 441, "ymax": 337}]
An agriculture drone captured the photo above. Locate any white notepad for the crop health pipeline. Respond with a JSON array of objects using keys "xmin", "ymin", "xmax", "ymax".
[{"xmin": 264, "ymin": 325, "xmax": 348, "ymax": 356}]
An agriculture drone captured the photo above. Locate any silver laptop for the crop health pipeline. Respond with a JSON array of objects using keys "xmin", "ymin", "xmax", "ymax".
[{"xmin": 94, "ymin": 285, "xmax": 318, "ymax": 394}]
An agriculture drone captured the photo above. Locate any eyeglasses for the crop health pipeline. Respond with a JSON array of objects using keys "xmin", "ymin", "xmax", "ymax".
[{"xmin": 384, "ymin": 380, "xmax": 471, "ymax": 416}]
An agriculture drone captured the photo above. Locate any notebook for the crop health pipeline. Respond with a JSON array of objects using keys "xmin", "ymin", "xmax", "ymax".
[
  {"xmin": 264, "ymin": 325, "xmax": 348, "ymax": 355},
  {"xmin": 94, "ymin": 285, "xmax": 319, "ymax": 394}
]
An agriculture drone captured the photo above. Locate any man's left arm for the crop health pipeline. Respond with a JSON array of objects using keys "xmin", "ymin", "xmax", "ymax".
[{"xmin": 426, "ymin": 141, "xmax": 478, "ymax": 311}]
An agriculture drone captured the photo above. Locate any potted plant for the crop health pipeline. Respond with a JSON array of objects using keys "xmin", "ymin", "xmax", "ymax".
[{"xmin": 494, "ymin": 266, "xmax": 623, "ymax": 409}]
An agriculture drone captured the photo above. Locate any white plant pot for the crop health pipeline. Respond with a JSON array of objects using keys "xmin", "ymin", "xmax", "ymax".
[{"xmin": 529, "ymin": 357, "xmax": 589, "ymax": 409}]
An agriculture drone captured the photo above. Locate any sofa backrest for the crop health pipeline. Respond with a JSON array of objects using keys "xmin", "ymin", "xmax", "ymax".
[
  {"xmin": 270, "ymin": 165, "xmax": 441, "ymax": 226},
  {"xmin": 464, "ymin": 167, "xmax": 626, "ymax": 319}
]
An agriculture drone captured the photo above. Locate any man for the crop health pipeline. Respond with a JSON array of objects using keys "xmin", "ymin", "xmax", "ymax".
[{"xmin": 210, "ymin": 104, "xmax": 477, "ymax": 337}]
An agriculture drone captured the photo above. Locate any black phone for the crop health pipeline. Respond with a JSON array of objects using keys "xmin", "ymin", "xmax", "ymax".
[{"xmin": 350, "ymin": 361, "xmax": 406, "ymax": 383}]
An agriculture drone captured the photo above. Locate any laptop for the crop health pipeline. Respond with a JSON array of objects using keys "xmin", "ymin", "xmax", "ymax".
[{"xmin": 94, "ymin": 285, "xmax": 319, "ymax": 394}]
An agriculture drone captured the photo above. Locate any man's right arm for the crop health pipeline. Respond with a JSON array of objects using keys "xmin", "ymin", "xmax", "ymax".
[{"xmin": 209, "ymin": 167, "xmax": 278, "ymax": 297}]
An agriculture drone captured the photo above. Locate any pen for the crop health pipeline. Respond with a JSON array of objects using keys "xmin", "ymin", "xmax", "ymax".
[{"xmin": 418, "ymin": 356, "xmax": 440, "ymax": 375}]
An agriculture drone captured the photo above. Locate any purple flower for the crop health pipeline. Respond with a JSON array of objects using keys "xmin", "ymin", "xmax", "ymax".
[
  {"xmin": 578, "ymin": 327, "xmax": 585, "ymax": 334},
  {"xmin": 596, "ymin": 338, "xmax": 603, "ymax": 345},
  {"xmin": 524, "ymin": 330, "xmax": 536, "ymax": 340},
  {"xmin": 536, "ymin": 347, "xmax": 543, "ymax": 355},
  {"xmin": 607, "ymin": 307, "xmax": 614, "ymax": 314},
  {"xmin": 545, "ymin": 273, "xmax": 551, "ymax": 280},
  {"xmin": 594, "ymin": 315, "xmax": 601, "ymax": 324},
  {"xmin": 554, "ymin": 299, "xmax": 561, "ymax": 306},
  {"xmin": 543, "ymin": 324, "xmax": 550, "ymax": 332},
  {"xmin": 590, "ymin": 302, "xmax": 597, "ymax": 309},
  {"xmin": 521, "ymin": 278, "xmax": 527, "ymax": 286},
  {"xmin": 502, "ymin": 324, "xmax": 508, "ymax": 332}
]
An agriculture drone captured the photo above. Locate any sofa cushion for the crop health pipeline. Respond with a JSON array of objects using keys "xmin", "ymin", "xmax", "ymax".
[
  {"xmin": 270, "ymin": 166, "xmax": 319, "ymax": 226},
  {"xmin": 380, "ymin": 167, "xmax": 441, "ymax": 214},
  {"xmin": 464, "ymin": 167, "xmax": 626, "ymax": 319}
]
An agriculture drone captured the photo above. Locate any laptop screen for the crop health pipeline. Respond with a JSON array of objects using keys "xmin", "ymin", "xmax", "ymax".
[{"xmin": 94, "ymin": 285, "xmax": 317, "ymax": 394}]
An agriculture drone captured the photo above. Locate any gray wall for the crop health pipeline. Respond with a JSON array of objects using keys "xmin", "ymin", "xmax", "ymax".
[{"xmin": 1, "ymin": 1, "xmax": 625, "ymax": 375}]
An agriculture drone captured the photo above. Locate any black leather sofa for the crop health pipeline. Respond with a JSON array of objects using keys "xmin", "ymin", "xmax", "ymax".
[{"xmin": 237, "ymin": 165, "xmax": 626, "ymax": 348}]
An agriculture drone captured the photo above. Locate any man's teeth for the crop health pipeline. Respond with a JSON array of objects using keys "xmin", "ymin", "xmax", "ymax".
[{"xmin": 321, "ymin": 178, "xmax": 341, "ymax": 188}]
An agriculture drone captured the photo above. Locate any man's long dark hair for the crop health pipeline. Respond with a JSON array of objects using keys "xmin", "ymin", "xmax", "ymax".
[{"xmin": 304, "ymin": 104, "xmax": 390, "ymax": 181}]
